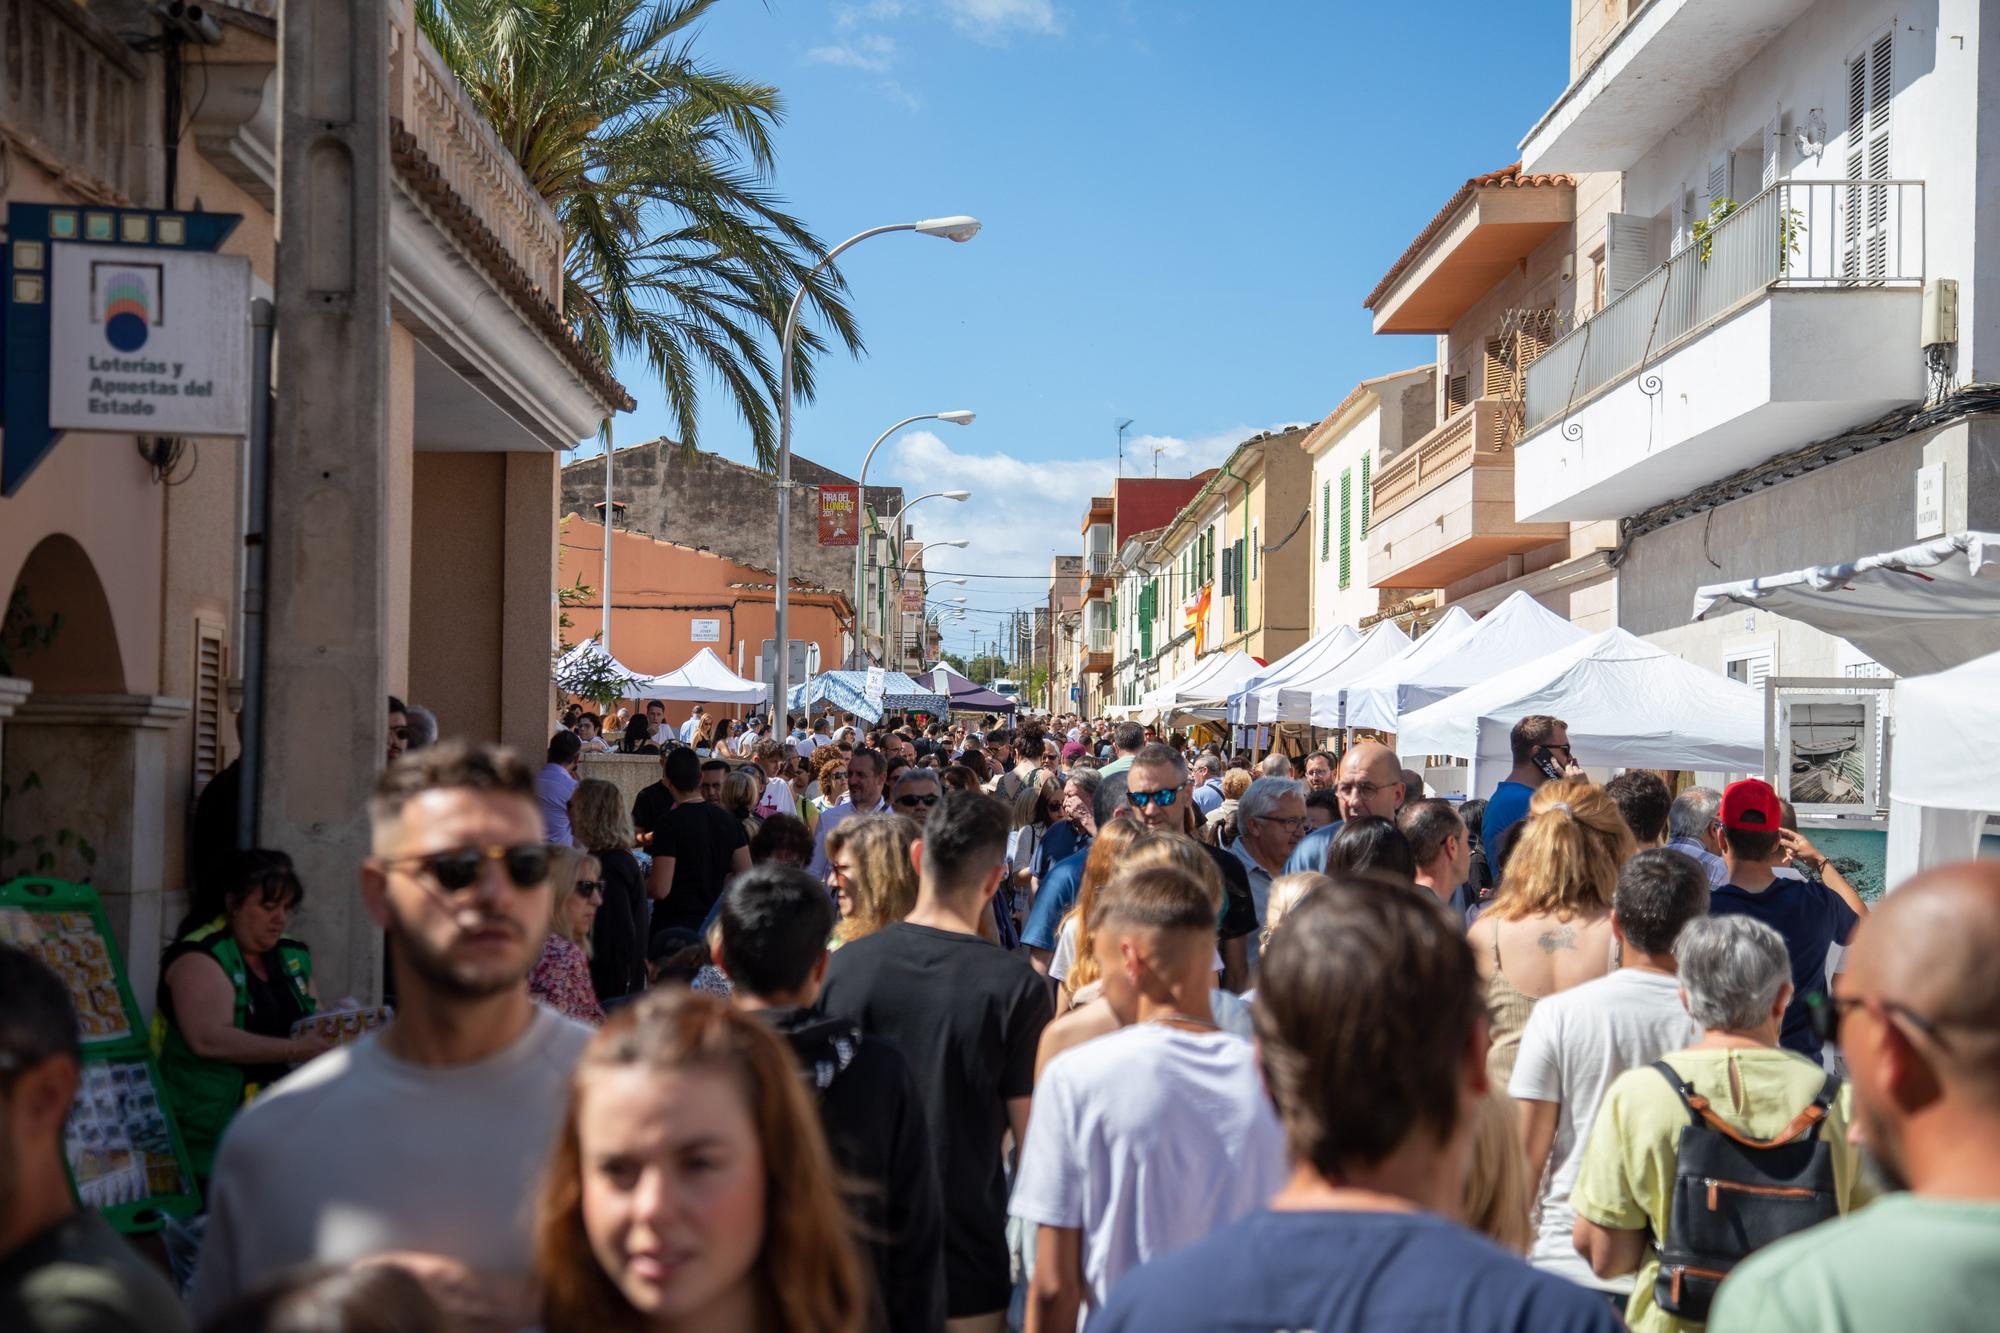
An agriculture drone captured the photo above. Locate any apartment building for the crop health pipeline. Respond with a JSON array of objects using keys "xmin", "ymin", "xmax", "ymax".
[
  {"xmin": 1359, "ymin": 162, "xmax": 1621, "ymax": 632},
  {"xmin": 1045, "ymin": 555, "xmax": 1083, "ymax": 713},
  {"xmin": 1512, "ymin": 0, "xmax": 2000, "ymax": 680},
  {"xmin": 1303, "ymin": 367, "xmax": 1436, "ymax": 635},
  {"xmin": 1072, "ymin": 477, "xmax": 1214, "ymax": 715}
]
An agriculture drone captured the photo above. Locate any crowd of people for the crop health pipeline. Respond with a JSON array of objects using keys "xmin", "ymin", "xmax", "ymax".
[{"xmin": 3, "ymin": 702, "xmax": 1998, "ymax": 1333}]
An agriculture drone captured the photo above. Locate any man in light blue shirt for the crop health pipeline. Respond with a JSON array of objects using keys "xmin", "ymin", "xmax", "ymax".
[
  {"xmin": 1189, "ymin": 753, "xmax": 1225, "ymax": 816},
  {"xmin": 1231, "ymin": 777, "xmax": 1305, "ymax": 973},
  {"xmin": 536, "ymin": 730, "xmax": 581, "ymax": 847},
  {"xmin": 1284, "ymin": 741, "xmax": 1407, "ymax": 874},
  {"xmin": 1663, "ymin": 785, "xmax": 1730, "ymax": 888},
  {"xmin": 678, "ymin": 704, "xmax": 706, "ymax": 745}
]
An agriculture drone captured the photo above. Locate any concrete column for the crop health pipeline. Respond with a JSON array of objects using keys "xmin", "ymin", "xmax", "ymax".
[
  {"xmin": 1, "ymin": 693, "xmax": 190, "ymax": 1021},
  {"xmin": 500, "ymin": 451, "xmax": 557, "ymax": 760},
  {"xmin": 261, "ymin": 0, "xmax": 391, "ymax": 1003}
]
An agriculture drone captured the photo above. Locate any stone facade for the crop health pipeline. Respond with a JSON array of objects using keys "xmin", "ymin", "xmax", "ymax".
[{"xmin": 560, "ymin": 440, "xmax": 902, "ymax": 597}]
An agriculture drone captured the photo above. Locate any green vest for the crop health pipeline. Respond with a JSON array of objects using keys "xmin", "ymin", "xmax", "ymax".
[{"xmin": 154, "ymin": 917, "xmax": 315, "ymax": 1178}]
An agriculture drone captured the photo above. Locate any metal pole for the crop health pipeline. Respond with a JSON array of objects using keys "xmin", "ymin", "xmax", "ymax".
[
  {"xmin": 601, "ymin": 434, "xmax": 613, "ymax": 654},
  {"xmin": 236, "ymin": 298, "xmax": 275, "ymax": 850},
  {"xmin": 853, "ymin": 412, "xmax": 949, "ymax": 667},
  {"xmin": 774, "ymin": 223, "xmax": 922, "ymax": 721}
]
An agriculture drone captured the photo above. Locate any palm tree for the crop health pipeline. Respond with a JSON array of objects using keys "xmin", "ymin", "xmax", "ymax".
[{"xmin": 418, "ymin": 0, "xmax": 862, "ymax": 464}]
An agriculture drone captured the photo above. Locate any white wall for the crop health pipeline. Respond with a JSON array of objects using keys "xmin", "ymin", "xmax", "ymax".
[{"xmin": 1310, "ymin": 403, "xmax": 1389, "ymax": 634}]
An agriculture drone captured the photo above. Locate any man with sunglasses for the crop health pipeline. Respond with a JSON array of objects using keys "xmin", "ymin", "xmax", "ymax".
[
  {"xmin": 192, "ymin": 742, "xmax": 594, "ymax": 1330},
  {"xmin": 808, "ymin": 748, "xmax": 890, "ymax": 880},
  {"xmin": 1126, "ymin": 743, "xmax": 1259, "ymax": 992},
  {"xmin": 1711, "ymin": 860, "xmax": 2000, "ymax": 1332},
  {"xmin": 891, "ymin": 766, "xmax": 945, "ymax": 818},
  {"xmin": 1480, "ymin": 715, "xmax": 1579, "ymax": 866}
]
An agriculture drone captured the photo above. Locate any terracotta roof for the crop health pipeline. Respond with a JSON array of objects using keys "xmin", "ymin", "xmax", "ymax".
[
  {"xmin": 1363, "ymin": 163, "xmax": 1576, "ymax": 313},
  {"xmin": 389, "ymin": 120, "xmax": 635, "ymax": 413}
]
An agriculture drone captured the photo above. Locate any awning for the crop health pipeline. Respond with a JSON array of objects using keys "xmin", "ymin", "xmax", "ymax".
[
  {"xmin": 1140, "ymin": 650, "xmax": 1263, "ymax": 718},
  {"xmin": 1224, "ymin": 624, "xmax": 1360, "ymax": 725},
  {"xmin": 1322, "ymin": 606, "xmax": 1477, "ymax": 731},
  {"xmin": 553, "ymin": 639, "xmax": 664, "ymax": 702},
  {"xmin": 786, "ymin": 671, "xmax": 949, "ymax": 725},
  {"xmin": 1344, "ymin": 592, "xmax": 1587, "ymax": 733},
  {"xmin": 639, "ymin": 647, "xmax": 767, "ymax": 705},
  {"xmin": 926, "ymin": 665, "xmax": 1019, "ymax": 715},
  {"xmin": 1692, "ymin": 532, "xmax": 2000, "ymax": 676}
]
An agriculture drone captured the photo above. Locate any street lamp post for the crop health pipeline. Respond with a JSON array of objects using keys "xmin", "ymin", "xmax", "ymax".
[
  {"xmin": 874, "ymin": 498, "xmax": 968, "ymax": 668},
  {"xmin": 773, "ymin": 216, "xmax": 981, "ymax": 719},
  {"xmin": 853, "ymin": 412, "xmax": 974, "ymax": 667}
]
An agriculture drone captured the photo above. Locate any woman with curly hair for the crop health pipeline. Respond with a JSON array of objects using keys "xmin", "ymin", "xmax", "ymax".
[
  {"xmin": 535, "ymin": 989, "xmax": 868, "ymax": 1332},
  {"xmin": 825, "ymin": 815, "xmax": 920, "ymax": 947},
  {"xmin": 1468, "ymin": 776, "xmax": 1635, "ymax": 1083}
]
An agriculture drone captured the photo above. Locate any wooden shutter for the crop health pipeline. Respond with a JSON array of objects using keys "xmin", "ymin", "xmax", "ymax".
[
  {"xmin": 1761, "ymin": 112, "xmax": 1783, "ymax": 189},
  {"xmin": 1670, "ymin": 192, "xmax": 1690, "ymax": 256},
  {"xmin": 1320, "ymin": 480, "xmax": 1331, "ymax": 561},
  {"xmin": 1338, "ymin": 469, "xmax": 1353, "ymax": 590},
  {"xmin": 1445, "ymin": 374, "xmax": 1470, "ymax": 417},
  {"xmin": 1845, "ymin": 33, "xmax": 1893, "ymax": 281},
  {"xmin": 1482, "ymin": 339, "xmax": 1513, "ymax": 400},
  {"xmin": 192, "ymin": 618, "xmax": 226, "ymax": 795},
  {"xmin": 1359, "ymin": 455, "xmax": 1372, "ymax": 539},
  {"xmin": 1706, "ymin": 153, "xmax": 1731, "ymax": 211},
  {"xmin": 1233, "ymin": 540, "xmax": 1247, "ymax": 631},
  {"xmin": 1605, "ymin": 212, "xmax": 1653, "ymax": 295}
]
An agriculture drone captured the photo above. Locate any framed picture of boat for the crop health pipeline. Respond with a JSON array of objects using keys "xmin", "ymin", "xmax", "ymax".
[{"xmin": 1777, "ymin": 695, "xmax": 1879, "ymax": 815}]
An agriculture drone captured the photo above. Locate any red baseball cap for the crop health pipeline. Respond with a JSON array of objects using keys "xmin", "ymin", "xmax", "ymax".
[{"xmin": 1720, "ymin": 778, "xmax": 1782, "ymax": 830}]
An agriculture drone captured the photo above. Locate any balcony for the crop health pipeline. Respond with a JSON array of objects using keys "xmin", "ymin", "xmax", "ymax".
[
  {"xmin": 1, "ymin": 0, "xmax": 149, "ymax": 203},
  {"xmin": 1366, "ymin": 166, "xmax": 1575, "ymax": 335},
  {"xmin": 1084, "ymin": 624, "xmax": 1114, "ymax": 674},
  {"xmin": 1520, "ymin": 0, "xmax": 1817, "ymax": 173},
  {"xmin": 1367, "ymin": 400, "xmax": 1567, "ymax": 589},
  {"xmin": 1516, "ymin": 180, "xmax": 1925, "ymax": 522}
]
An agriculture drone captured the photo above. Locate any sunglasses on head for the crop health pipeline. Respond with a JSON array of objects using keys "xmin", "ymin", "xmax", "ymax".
[
  {"xmin": 1127, "ymin": 788, "xmax": 1179, "ymax": 809},
  {"xmin": 384, "ymin": 844, "xmax": 552, "ymax": 892}
]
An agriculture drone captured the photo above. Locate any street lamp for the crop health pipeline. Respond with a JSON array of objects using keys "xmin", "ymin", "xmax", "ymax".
[
  {"xmin": 869, "ymin": 500, "xmax": 969, "ymax": 669},
  {"xmin": 851, "ymin": 411, "xmax": 975, "ymax": 666},
  {"xmin": 773, "ymin": 216, "xmax": 982, "ymax": 717}
]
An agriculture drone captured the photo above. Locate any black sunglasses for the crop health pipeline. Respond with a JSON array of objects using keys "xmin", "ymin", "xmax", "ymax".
[
  {"xmin": 384, "ymin": 844, "xmax": 553, "ymax": 892},
  {"xmin": 895, "ymin": 793, "xmax": 940, "ymax": 808},
  {"xmin": 574, "ymin": 879, "xmax": 604, "ymax": 900},
  {"xmin": 1807, "ymin": 990, "xmax": 1948, "ymax": 1050}
]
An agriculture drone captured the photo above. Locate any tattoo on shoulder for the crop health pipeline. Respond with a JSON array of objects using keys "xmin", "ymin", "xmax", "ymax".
[{"xmin": 1536, "ymin": 925, "xmax": 1577, "ymax": 953}]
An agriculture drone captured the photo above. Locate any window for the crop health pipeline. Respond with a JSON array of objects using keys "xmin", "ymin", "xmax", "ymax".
[
  {"xmin": 1845, "ymin": 30, "xmax": 1893, "ymax": 281},
  {"xmin": 1232, "ymin": 539, "xmax": 1247, "ymax": 632},
  {"xmin": 1590, "ymin": 245, "xmax": 1608, "ymax": 313},
  {"xmin": 1320, "ymin": 479, "xmax": 1331, "ymax": 561},
  {"xmin": 1724, "ymin": 646, "xmax": 1775, "ymax": 691},
  {"xmin": 192, "ymin": 618, "xmax": 227, "ymax": 795},
  {"xmin": 1338, "ymin": 468, "xmax": 1353, "ymax": 590},
  {"xmin": 1358, "ymin": 455, "xmax": 1372, "ymax": 540},
  {"xmin": 1445, "ymin": 373, "xmax": 1470, "ymax": 417},
  {"xmin": 1251, "ymin": 523, "xmax": 1259, "ymax": 581}
]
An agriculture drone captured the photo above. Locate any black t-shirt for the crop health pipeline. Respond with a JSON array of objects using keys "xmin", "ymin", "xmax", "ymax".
[
  {"xmin": 650, "ymin": 800, "xmax": 747, "ymax": 937},
  {"xmin": 631, "ymin": 781, "xmax": 674, "ymax": 844},
  {"xmin": 589, "ymin": 848, "xmax": 649, "ymax": 1002},
  {"xmin": 1204, "ymin": 842, "xmax": 1260, "ymax": 942},
  {"xmin": 818, "ymin": 922, "xmax": 1054, "ymax": 1318}
]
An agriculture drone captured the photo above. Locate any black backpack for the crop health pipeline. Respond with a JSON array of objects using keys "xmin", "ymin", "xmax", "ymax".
[{"xmin": 1651, "ymin": 1058, "xmax": 1842, "ymax": 1321}]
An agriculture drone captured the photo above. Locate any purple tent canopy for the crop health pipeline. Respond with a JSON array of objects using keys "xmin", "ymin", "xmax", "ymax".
[{"xmin": 928, "ymin": 665, "xmax": 1018, "ymax": 715}]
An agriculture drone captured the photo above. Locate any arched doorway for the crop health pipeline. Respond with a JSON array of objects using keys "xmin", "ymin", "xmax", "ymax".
[{"xmin": 3, "ymin": 533, "xmax": 127, "ymax": 692}]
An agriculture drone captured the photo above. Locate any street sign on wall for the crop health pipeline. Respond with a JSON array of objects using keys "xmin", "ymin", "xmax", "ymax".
[
  {"xmin": 690, "ymin": 618, "xmax": 721, "ymax": 643},
  {"xmin": 47, "ymin": 244, "xmax": 250, "ymax": 435},
  {"xmin": 817, "ymin": 485, "xmax": 859, "ymax": 545}
]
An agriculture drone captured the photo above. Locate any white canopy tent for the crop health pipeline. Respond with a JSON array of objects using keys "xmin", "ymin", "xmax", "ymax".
[
  {"xmin": 640, "ymin": 647, "xmax": 767, "ymax": 705},
  {"xmin": 1282, "ymin": 622, "xmax": 1417, "ymax": 726},
  {"xmin": 1396, "ymin": 628, "xmax": 1765, "ymax": 793},
  {"xmin": 1693, "ymin": 531, "xmax": 2000, "ymax": 676},
  {"xmin": 1694, "ymin": 532, "xmax": 2000, "ymax": 888},
  {"xmin": 1313, "ymin": 605, "xmax": 1477, "ymax": 730},
  {"xmin": 1139, "ymin": 650, "xmax": 1263, "ymax": 721},
  {"xmin": 1222, "ymin": 625, "xmax": 1359, "ymax": 725},
  {"xmin": 1344, "ymin": 592, "xmax": 1588, "ymax": 734},
  {"xmin": 553, "ymin": 639, "xmax": 664, "ymax": 701}
]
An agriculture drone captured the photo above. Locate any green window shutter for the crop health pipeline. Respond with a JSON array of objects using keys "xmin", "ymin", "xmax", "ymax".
[
  {"xmin": 1359, "ymin": 455, "xmax": 1372, "ymax": 539},
  {"xmin": 1233, "ymin": 539, "xmax": 1247, "ymax": 631},
  {"xmin": 1320, "ymin": 481, "xmax": 1331, "ymax": 561},
  {"xmin": 1339, "ymin": 469, "xmax": 1353, "ymax": 590}
]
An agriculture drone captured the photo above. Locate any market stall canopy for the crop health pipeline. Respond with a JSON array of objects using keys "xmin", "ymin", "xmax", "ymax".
[
  {"xmin": 553, "ymin": 638, "xmax": 663, "ymax": 701},
  {"xmin": 1396, "ymin": 627, "xmax": 1764, "ymax": 782},
  {"xmin": 786, "ymin": 671, "xmax": 949, "ymax": 725},
  {"xmin": 640, "ymin": 648, "xmax": 767, "ymax": 705},
  {"xmin": 1344, "ymin": 593, "xmax": 1588, "ymax": 734},
  {"xmin": 1316, "ymin": 606, "xmax": 1477, "ymax": 731},
  {"xmin": 1885, "ymin": 647, "xmax": 1999, "ymax": 883},
  {"xmin": 926, "ymin": 664, "xmax": 1018, "ymax": 715},
  {"xmin": 1223, "ymin": 624, "xmax": 1360, "ymax": 725},
  {"xmin": 1141, "ymin": 650, "xmax": 1263, "ymax": 718},
  {"xmin": 1692, "ymin": 532, "xmax": 2000, "ymax": 676},
  {"xmin": 1273, "ymin": 621, "xmax": 1419, "ymax": 727}
]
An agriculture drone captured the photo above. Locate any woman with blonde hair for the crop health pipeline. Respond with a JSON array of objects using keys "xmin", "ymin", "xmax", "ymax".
[
  {"xmin": 1461, "ymin": 1087, "xmax": 1533, "ymax": 1255},
  {"xmin": 1259, "ymin": 870, "xmax": 1331, "ymax": 958},
  {"xmin": 1468, "ymin": 776, "xmax": 1635, "ymax": 1082},
  {"xmin": 826, "ymin": 815, "xmax": 919, "ymax": 947},
  {"xmin": 535, "ymin": 989, "xmax": 868, "ymax": 1332},
  {"xmin": 529, "ymin": 846, "xmax": 605, "ymax": 1026},
  {"xmin": 569, "ymin": 777, "xmax": 647, "ymax": 1005},
  {"xmin": 720, "ymin": 768, "xmax": 762, "ymax": 841},
  {"xmin": 1049, "ymin": 817, "xmax": 1148, "ymax": 1010}
]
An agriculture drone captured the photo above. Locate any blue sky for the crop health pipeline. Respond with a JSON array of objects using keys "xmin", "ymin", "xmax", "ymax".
[{"xmin": 598, "ymin": 0, "xmax": 1574, "ymax": 659}]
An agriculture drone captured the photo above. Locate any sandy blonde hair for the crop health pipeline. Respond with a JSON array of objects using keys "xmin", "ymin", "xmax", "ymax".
[
  {"xmin": 567, "ymin": 778, "xmax": 634, "ymax": 854},
  {"xmin": 1260, "ymin": 871, "xmax": 1332, "ymax": 954},
  {"xmin": 828, "ymin": 815, "xmax": 920, "ymax": 944},
  {"xmin": 1487, "ymin": 778, "xmax": 1634, "ymax": 922},
  {"xmin": 547, "ymin": 847, "xmax": 600, "ymax": 954},
  {"xmin": 1461, "ymin": 1087, "xmax": 1533, "ymax": 1255}
]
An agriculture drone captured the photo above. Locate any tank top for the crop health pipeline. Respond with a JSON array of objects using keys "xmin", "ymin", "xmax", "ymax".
[{"xmin": 1484, "ymin": 921, "xmax": 1619, "ymax": 1085}]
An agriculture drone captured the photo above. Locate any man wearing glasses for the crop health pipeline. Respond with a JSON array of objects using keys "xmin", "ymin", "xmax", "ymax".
[
  {"xmin": 1480, "ymin": 714, "xmax": 1581, "ymax": 865},
  {"xmin": 192, "ymin": 742, "xmax": 595, "ymax": 1330},
  {"xmin": 1125, "ymin": 743, "xmax": 1259, "ymax": 992},
  {"xmin": 890, "ymin": 766, "xmax": 945, "ymax": 818},
  {"xmin": 1711, "ymin": 861, "xmax": 2000, "ymax": 1333},
  {"xmin": 1284, "ymin": 740, "xmax": 1408, "ymax": 875},
  {"xmin": 809, "ymin": 748, "xmax": 890, "ymax": 879},
  {"xmin": 1230, "ymin": 776, "xmax": 1307, "ymax": 974}
]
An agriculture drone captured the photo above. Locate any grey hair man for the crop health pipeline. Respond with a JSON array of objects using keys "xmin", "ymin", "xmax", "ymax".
[
  {"xmin": 890, "ymin": 765, "xmax": 945, "ymax": 821},
  {"xmin": 1190, "ymin": 752, "xmax": 1226, "ymax": 817},
  {"xmin": 1511, "ymin": 849, "xmax": 1708, "ymax": 1299},
  {"xmin": 1665, "ymin": 786, "xmax": 1728, "ymax": 887},
  {"xmin": 1233, "ymin": 777, "xmax": 1308, "ymax": 975},
  {"xmin": 1258, "ymin": 752, "xmax": 1295, "ymax": 779}
]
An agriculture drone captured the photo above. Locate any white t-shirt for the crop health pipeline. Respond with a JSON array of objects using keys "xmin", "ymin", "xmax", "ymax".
[
  {"xmin": 190, "ymin": 1005, "xmax": 594, "ymax": 1320},
  {"xmin": 1009, "ymin": 1023, "xmax": 1287, "ymax": 1321},
  {"xmin": 1508, "ymin": 967, "xmax": 1696, "ymax": 1291}
]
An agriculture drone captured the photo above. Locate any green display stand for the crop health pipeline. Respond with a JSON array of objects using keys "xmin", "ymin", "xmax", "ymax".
[{"xmin": 0, "ymin": 877, "xmax": 202, "ymax": 1230}]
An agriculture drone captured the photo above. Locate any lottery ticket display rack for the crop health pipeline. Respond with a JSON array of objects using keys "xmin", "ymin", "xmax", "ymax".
[{"xmin": 0, "ymin": 876, "xmax": 201, "ymax": 1232}]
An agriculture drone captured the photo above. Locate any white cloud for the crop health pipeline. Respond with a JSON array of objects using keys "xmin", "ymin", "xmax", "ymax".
[
  {"xmin": 804, "ymin": 34, "xmax": 899, "ymax": 72},
  {"xmin": 833, "ymin": 0, "xmax": 915, "ymax": 31},
  {"xmin": 945, "ymin": 0, "xmax": 1062, "ymax": 39}
]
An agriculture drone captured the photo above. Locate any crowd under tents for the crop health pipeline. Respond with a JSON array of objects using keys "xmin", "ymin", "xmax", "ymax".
[
  {"xmin": 554, "ymin": 640, "xmax": 765, "ymax": 707},
  {"xmin": 1695, "ymin": 531, "xmax": 2000, "ymax": 885},
  {"xmin": 1343, "ymin": 593, "xmax": 1588, "ymax": 735},
  {"xmin": 1395, "ymin": 627, "xmax": 1766, "ymax": 789},
  {"xmin": 1313, "ymin": 606, "xmax": 1476, "ymax": 730},
  {"xmin": 786, "ymin": 671, "xmax": 949, "ymax": 726},
  {"xmin": 926, "ymin": 664, "xmax": 1019, "ymax": 715}
]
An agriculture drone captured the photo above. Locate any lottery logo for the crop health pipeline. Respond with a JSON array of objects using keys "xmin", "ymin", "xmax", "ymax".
[{"xmin": 93, "ymin": 265, "xmax": 161, "ymax": 353}]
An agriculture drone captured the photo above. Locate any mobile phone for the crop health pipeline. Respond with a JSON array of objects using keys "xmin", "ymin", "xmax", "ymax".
[{"xmin": 1532, "ymin": 746, "xmax": 1565, "ymax": 780}]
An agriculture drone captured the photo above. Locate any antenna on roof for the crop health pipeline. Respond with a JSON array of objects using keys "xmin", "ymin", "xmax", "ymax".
[{"xmin": 1116, "ymin": 418, "xmax": 1135, "ymax": 478}]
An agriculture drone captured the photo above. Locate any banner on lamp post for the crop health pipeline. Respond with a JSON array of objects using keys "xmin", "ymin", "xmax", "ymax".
[{"xmin": 817, "ymin": 485, "xmax": 859, "ymax": 546}]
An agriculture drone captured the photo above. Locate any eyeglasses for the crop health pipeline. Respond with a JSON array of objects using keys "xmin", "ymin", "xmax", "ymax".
[
  {"xmin": 574, "ymin": 879, "xmax": 604, "ymax": 901},
  {"xmin": 1127, "ymin": 788, "xmax": 1180, "ymax": 809},
  {"xmin": 1807, "ymin": 991, "xmax": 1949, "ymax": 1050},
  {"xmin": 1334, "ymin": 781, "xmax": 1395, "ymax": 799},
  {"xmin": 1256, "ymin": 815, "xmax": 1307, "ymax": 832},
  {"xmin": 381, "ymin": 844, "xmax": 552, "ymax": 892},
  {"xmin": 894, "ymin": 793, "xmax": 940, "ymax": 809}
]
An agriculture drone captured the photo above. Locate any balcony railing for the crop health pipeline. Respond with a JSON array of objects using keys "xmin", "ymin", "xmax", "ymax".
[
  {"xmin": 1086, "ymin": 625, "xmax": 1113, "ymax": 654},
  {"xmin": 1371, "ymin": 399, "xmax": 1514, "ymax": 523},
  {"xmin": 1085, "ymin": 552, "xmax": 1114, "ymax": 578},
  {"xmin": 1526, "ymin": 179, "xmax": 1924, "ymax": 433}
]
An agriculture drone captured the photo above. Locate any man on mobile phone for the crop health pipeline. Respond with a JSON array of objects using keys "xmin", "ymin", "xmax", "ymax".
[{"xmin": 1481, "ymin": 715, "xmax": 1580, "ymax": 868}]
